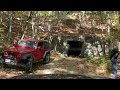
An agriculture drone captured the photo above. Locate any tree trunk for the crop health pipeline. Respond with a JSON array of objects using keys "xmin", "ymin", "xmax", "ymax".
[
  {"xmin": 78, "ymin": 13, "xmax": 82, "ymax": 28},
  {"xmin": 106, "ymin": 11, "xmax": 111, "ymax": 57},
  {"xmin": 7, "ymin": 11, "xmax": 13, "ymax": 41},
  {"xmin": 0, "ymin": 12, "xmax": 2, "ymax": 25},
  {"xmin": 106, "ymin": 11, "xmax": 110, "ymax": 35},
  {"xmin": 20, "ymin": 11, "xmax": 34, "ymax": 40},
  {"xmin": 118, "ymin": 11, "xmax": 120, "ymax": 24},
  {"xmin": 31, "ymin": 19, "xmax": 35, "ymax": 38},
  {"xmin": 102, "ymin": 33, "xmax": 106, "ymax": 56},
  {"xmin": 21, "ymin": 30, "xmax": 26, "ymax": 40},
  {"xmin": 48, "ymin": 11, "xmax": 52, "ymax": 31},
  {"xmin": 91, "ymin": 12, "xmax": 95, "ymax": 34}
]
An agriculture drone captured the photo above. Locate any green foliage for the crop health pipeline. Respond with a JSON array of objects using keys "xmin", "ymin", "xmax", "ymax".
[
  {"xmin": 85, "ymin": 56, "xmax": 95, "ymax": 64},
  {"xmin": 62, "ymin": 19, "xmax": 78, "ymax": 29},
  {"xmin": 85, "ymin": 56, "xmax": 111, "ymax": 69},
  {"xmin": 0, "ymin": 11, "xmax": 120, "ymax": 45},
  {"xmin": 98, "ymin": 57, "xmax": 111, "ymax": 68},
  {"xmin": 36, "ymin": 11, "xmax": 56, "ymax": 17},
  {"xmin": 109, "ymin": 25, "xmax": 120, "ymax": 41}
]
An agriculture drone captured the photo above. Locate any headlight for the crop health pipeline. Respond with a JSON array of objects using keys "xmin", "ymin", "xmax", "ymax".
[
  {"xmin": 18, "ymin": 54, "xmax": 22, "ymax": 57},
  {"xmin": 4, "ymin": 52, "xmax": 8, "ymax": 56}
]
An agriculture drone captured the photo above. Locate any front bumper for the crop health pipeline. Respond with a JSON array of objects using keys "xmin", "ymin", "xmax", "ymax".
[{"xmin": 1, "ymin": 59, "xmax": 25, "ymax": 67}]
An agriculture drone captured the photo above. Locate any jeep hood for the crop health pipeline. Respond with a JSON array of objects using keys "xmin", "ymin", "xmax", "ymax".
[{"xmin": 6, "ymin": 46, "xmax": 36, "ymax": 54}]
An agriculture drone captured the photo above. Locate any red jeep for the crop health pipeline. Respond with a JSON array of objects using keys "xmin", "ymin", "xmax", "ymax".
[{"xmin": 2, "ymin": 39, "xmax": 51, "ymax": 73}]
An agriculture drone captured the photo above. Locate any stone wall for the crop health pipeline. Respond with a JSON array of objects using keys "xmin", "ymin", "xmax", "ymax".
[{"xmin": 45, "ymin": 35, "xmax": 109, "ymax": 57}]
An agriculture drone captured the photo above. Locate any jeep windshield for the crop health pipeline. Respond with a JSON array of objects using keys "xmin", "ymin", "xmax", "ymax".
[{"xmin": 18, "ymin": 40, "xmax": 37, "ymax": 48}]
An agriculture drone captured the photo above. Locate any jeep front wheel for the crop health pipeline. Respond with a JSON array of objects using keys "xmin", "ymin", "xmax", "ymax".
[
  {"xmin": 43, "ymin": 53, "xmax": 50, "ymax": 64},
  {"xmin": 1, "ymin": 60, "xmax": 8, "ymax": 69},
  {"xmin": 25, "ymin": 57, "xmax": 33, "ymax": 73},
  {"xmin": 1, "ymin": 63, "xmax": 8, "ymax": 69}
]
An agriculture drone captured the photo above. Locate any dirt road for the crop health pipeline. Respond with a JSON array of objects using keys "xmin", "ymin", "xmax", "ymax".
[{"xmin": 0, "ymin": 54, "xmax": 111, "ymax": 79}]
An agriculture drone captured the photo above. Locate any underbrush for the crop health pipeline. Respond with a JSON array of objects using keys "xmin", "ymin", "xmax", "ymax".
[{"xmin": 85, "ymin": 56, "xmax": 112, "ymax": 75}]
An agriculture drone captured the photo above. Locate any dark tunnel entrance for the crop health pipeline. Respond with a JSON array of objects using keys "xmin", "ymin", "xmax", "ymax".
[{"xmin": 67, "ymin": 41, "xmax": 84, "ymax": 57}]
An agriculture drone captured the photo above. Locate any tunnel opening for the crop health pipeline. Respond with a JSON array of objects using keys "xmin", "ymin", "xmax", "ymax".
[{"xmin": 67, "ymin": 41, "xmax": 84, "ymax": 57}]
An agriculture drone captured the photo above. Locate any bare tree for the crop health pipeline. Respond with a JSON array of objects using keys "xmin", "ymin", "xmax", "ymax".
[{"xmin": 7, "ymin": 11, "xmax": 13, "ymax": 41}]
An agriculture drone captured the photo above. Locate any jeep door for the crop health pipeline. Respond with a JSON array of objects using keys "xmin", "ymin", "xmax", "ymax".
[{"xmin": 35, "ymin": 42, "xmax": 45, "ymax": 61}]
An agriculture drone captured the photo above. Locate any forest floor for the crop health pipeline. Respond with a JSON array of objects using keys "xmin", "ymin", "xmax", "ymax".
[{"xmin": 0, "ymin": 51, "xmax": 119, "ymax": 79}]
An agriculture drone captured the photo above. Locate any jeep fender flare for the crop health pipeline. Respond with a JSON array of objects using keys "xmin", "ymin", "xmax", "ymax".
[
  {"xmin": 21, "ymin": 54, "xmax": 34, "ymax": 63},
  {"xmin": 43, "ymin": 51, "xmax": 50, "ymax": 59}
]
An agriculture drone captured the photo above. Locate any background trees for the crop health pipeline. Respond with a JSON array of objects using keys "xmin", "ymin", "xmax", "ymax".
[{"xmin": 0, "ymin": 11, "xmax": 120, "ymax": 54}]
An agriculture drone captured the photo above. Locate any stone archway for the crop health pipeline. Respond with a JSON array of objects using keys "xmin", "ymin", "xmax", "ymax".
[{"xmin": 67, "ymin": 40, "xmax": 84, "ymax": 56}]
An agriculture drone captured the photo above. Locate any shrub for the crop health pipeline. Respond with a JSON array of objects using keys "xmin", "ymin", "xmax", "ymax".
[
  {"xmin": 98, "ymin": 57, "xmax": 111, "ymax": 69},
  {"xmin": 85, "ymin": 56, "xmax": 95, "ymax": 64},
  {"xmin": 85, "ymin": 56, "xmax": 111, "ymax": 70}
]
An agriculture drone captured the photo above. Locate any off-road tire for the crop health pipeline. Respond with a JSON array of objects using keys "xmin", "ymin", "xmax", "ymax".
[
  {"xmin": 25, "ymin": 57, "xmax": 33, "ymax": 73},
  {"xmin": 43, "ymin": 53, "xmax": 50, "ymax": 64}
]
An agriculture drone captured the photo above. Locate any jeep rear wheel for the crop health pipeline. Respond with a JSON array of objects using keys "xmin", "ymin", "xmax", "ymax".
[
  {"xmin": 43, "ymin": 53, "xmax": 50, "ymax": 64},
  {"xmin": 25, "ymin": 57, "xmax": 33, "ymax": 73},
  {"xmin": 3, "ymin": 63, "xmax": 7, "ymax": 68}
]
